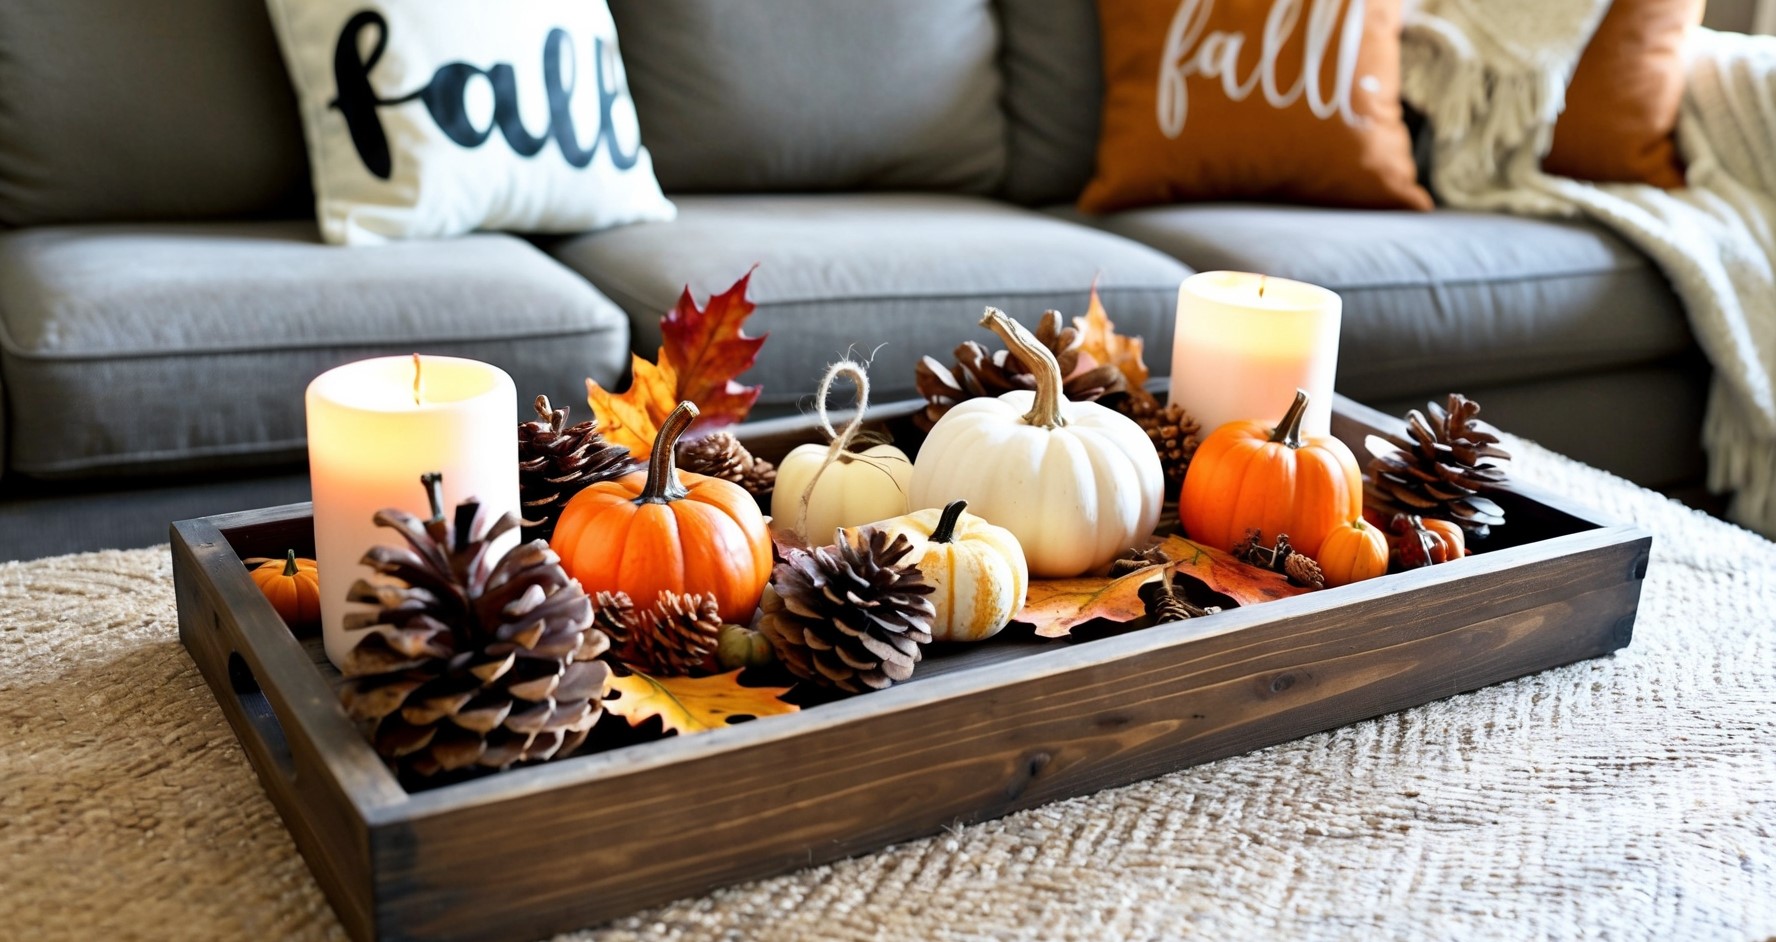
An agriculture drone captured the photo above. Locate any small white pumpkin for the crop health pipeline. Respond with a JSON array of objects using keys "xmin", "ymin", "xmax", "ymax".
[
  {"xmin": 855, "ymin": 500, "xmax": 1028, "ymax": 642},
  {"xmin": 772, "ymin": 442, "xmax": 912, "ymax": 543},
  {"xmin": 909, "ymin": 307, "xmax": 1163, "ymax": 577}
]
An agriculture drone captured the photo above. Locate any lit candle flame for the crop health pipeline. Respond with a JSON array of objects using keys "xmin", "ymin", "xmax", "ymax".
[{"xmin": 412, "ymin": 353, "xmax": 423, "ymax": 406}]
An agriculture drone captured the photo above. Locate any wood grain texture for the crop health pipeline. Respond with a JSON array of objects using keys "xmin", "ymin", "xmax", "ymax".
[{"xmin": 172, "ymin": 399, "xmax": 1651, "ymax": 942}]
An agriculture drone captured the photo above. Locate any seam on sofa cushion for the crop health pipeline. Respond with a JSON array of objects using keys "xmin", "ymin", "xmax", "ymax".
[{"xmin": 0, "ymin": 321, "xmax": 623, "ymax": 362}]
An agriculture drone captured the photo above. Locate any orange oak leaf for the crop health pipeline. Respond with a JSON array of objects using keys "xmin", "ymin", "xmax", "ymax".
[
  {"xmin": 605, "ymin": 669, "xmax": 798, "ymax": 736},
  {"xmin": 585, "ymin": 354, "xmax": 679, "ymax": 459},
  {"xmin": 1154, "ymin": 534, "xmax": 1307, "ymax": 606},
  {"xmin": 659, "ymin": 270, "xmax": 766, "ymax": 430},
  {"xmin": 1075, "ymin": 280, "xmax": 1149, "ymax": 390},
  {"xmin": 1016, "ymin": 567, "xmax": 1164, "ymax": 639}
]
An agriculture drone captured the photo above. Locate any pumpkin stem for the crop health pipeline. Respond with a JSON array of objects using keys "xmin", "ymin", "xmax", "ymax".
[
  {"xmin": 980, "ymin": 307, "xmax": 1067, "ymax": 430},
  {"xmin": 931, "ymin": 500, "xmax": 968, "ymax": 544},
  {"xmin": 638, "ymin": 401, "xmax": 697, "ymax": 504},
  {"xmin": 282, "ymin": 549, "xmax": 299, "ymax": 578},
  {"xmin": 1269, "ymin": 389, "xmax": 1310, "ymax": 448}
]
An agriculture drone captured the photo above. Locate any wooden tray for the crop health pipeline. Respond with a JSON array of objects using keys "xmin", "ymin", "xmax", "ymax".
[{"xmin": 171, "ymin": 395, "xmax": 1651, "ymax": 942}]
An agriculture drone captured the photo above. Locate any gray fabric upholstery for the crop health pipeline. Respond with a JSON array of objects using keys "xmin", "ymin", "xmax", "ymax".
[
  {"xmin": 0, "ymin": 221, "xmax": 628, "ymax": 478},
  {"xmin": 0, "ymin": 0, "xmax": 309, "ymax": 226},
  {"xmin": 609, "ymin": 0, "xmax": 1005, "ymax": 194},
  {"xmin": 1056, "ymin": 204, "xmax": 1694, "ymax": 400},
  {"xmin": 995, "ymin": 0, "xmax": 1103, "ymax": 206},
  {"xmin": 545, "ymin": 194, "xmax": 1192, "ymax": 404}
]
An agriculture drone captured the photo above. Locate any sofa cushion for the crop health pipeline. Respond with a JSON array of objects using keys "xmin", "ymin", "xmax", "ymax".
[
  {"xmin": 0, "ymin": 221, "xmax": 627, "ymax": 478},
  {"xmin": 1054, "ymin": 204, "xmax": 1693, "ymax": 400},
  {"xmin": 545, "ymin": 194, "xmax": 1192, "ymax": 405},
  {"xmin": 609, "ymin": 0, "xmax": 1005, "ymax": 195},
  {"xmin": 996, "ymin": 0, "xmax": 1103, "ymax": 206},
  {"xmin": 0, "ymin": 0, "xmax": 310, "ymax": 227}
]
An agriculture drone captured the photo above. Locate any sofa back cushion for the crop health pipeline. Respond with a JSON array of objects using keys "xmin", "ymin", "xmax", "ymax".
[
  {"xmin": 996, "ymin": 0, "xmax": 1105, "ymax": 207},
  {"xmin": 609, "ymin": 0, "xmax": 1005, "ymax": 194},
  {"xmin": 0, "ymin": 0, "xmax": 310, "ymax": 227}
]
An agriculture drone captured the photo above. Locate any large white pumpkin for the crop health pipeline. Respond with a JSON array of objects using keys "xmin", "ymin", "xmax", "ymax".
[
  {"xmin": 772, "ymin": 442, "xmax": 912, "ymax": 544},
  {"xmin": 909, "ymin": 308, "xmax": 1162, "ymax": 577}
]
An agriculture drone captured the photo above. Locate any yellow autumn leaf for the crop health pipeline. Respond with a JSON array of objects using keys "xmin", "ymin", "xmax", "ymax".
[
  {"xmin": 605, "ymin": 669, "xmax": 799, "ymax": 736},
  {"xmin": 585, "ymin": 354, "xmax": 679, "ymax": 459},
  {"xmin": 1074, "ymin": 281, "xmax": 1149, "ymax": 390},
  {"xmin": 1015, "ymin": 567, "xmax": 1164, "ymax": 638}
]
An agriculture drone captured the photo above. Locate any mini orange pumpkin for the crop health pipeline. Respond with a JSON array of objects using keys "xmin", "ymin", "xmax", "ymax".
[
  {"xmin": 250, "ymin": 550, "xmax": 321, "ymax": 626},
  {"xmin": 1390, "ymin": 513, "xmax": 1466, "ymax": 568},
  {"xmin": 1180, "ymin": 390, "xmax": 1363, "ymax": 559},
  {"xmin": 1315, "ymin": 519, "xmax": 1389, "ymax": 587},
  {"xmin": 551, "ymin": 401, "xmax": 771, "ymax": 623}
]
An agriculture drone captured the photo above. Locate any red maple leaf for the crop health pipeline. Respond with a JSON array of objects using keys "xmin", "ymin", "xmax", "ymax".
[{"xmin": 659, "ymin": 269, "xmax": 767, "ymax": 429}]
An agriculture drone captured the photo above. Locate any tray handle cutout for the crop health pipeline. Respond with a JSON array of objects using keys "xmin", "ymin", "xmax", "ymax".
[{"xmin": 228, "ymin": 651, "xmax": 297, "ymax": 784}]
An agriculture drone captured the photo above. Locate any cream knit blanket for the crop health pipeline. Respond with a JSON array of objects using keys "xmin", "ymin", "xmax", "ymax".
[{"xmin": 1403, "ymin": 2, "xmax": 1776, "ymax": 538}]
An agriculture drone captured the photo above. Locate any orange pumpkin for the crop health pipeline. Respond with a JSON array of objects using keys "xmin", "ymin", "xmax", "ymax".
[
  {"xmin": 250, "ymin": 550, "xmax": 321, "ymax": 626},
  {"xmin": 1180, "ymin": 390, "xmax": 1363, "ymax": 559},
  {"xmin": 551, "ymin": 401, "xmax": 771, "ymax": 623},
  {"xmin": 1390, "ymin": 513, "xmax": 1466, "ymax": 568},
  {"xmin": 1315, "ymin": 519, "xmax": 1389, "ymax": 587}
]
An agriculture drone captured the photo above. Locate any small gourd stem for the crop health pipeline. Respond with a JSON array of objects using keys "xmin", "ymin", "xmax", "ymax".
[
  {"xmin": 979, "ymin": 307, "xmax": 1067, "ymax": 429},
  {"xmin": 931, "ymin": 500, "xmax": 968, "ymax": 544},
  {"xmin": 639, "ymin": 401, "xmax": 697, "ymax": 504},
  {"xmin": 421, "ymin": 472, "xmax": 446, "ymax": 522},
  {"xmin": 1269, "ymin": 389, "xmax": 1310, "ymax": 448},
  {"xmin": 282, "ymin": 549, "xmax": 299, "ymax": 578}
]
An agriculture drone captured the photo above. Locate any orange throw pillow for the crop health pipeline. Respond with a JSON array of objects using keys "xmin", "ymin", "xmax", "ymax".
[
  {"xmin": 1079, "ymin": 0, "xmax": 1432, "ymax": 214},
  {"xmin": 1544, "ymin": 0, "xmax": 1704, "ymax": 189}
]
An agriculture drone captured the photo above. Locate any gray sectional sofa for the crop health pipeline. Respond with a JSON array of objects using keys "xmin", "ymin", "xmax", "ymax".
[{"xmin": 0, "ymin": 0, "xmax": 1708, "ymax": 560}]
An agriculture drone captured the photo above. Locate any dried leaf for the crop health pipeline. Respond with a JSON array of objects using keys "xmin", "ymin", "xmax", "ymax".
[
  {"xmin": 585, "ymin": 356, "xmax": 679, "ymax": 459},
  {"xmin": 1153, "ymin": 535, "xmax": 1307, "ymax": 606},
  {"xmin": 1017, "ymin": 567, "xmax": 1164, "ymax": 639},
  {"xmin": 605, "ymin": 669, "xmax": 798, "ymax": 736},
  {"xmin": 1074, "ymin": 280, "xmax": 1148, "ymax": 390},
  {"xmin": 659, "ymin": 270, "xmax": 766, "ymax": 430}
]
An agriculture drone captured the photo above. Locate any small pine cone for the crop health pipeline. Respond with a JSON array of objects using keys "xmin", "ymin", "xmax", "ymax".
[
  {"xmin": 622, "ymin": 591, "xmax": 723, "ymax": 677},
  {"xmin": 519, "ymin": 395, "xmax": 642, "ymax": 543},
  {"xmin": 1284, "ymin": 553, "xmax": 1325, "ymax": 589},
  {"xmin": 758, "ymin": 528, "xmax": 936, "ymax": 693},
  {"xmin": 1366, "ymin": 394, "xmax": 1510, "ymax": 538},
  {"xmin": 676, "ymin": 432, "xmax": 751, "ymax": 486},
  {"xmin": 740, "ymin": 456, "xmax": 777, "ymax": 497},
  {"xmin": 591, "ymin": 591, "xmax": 637, "ymax": 650}
]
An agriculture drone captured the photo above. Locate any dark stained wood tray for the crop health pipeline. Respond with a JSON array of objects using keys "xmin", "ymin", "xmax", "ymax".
[{"xmin": 171, "ymin": 394, "xmax": 1651, "ymax": 942}]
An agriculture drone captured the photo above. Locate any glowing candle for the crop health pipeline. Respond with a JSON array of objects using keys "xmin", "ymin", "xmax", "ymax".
[
  {"xmin": 306, "ymin": 355, "xmax": 519, "ymax": 668},
  {"xmin": 1168, "ymin": 271, "xmax": 1342, "ymax": 437}
]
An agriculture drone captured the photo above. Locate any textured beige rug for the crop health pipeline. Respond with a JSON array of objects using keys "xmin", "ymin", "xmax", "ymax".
[{"xmin": 3, "ymin": 438, "xmax": 1774, "ymax": 942}]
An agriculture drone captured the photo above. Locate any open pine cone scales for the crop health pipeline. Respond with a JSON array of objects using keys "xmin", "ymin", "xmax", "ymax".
[
  {"xmin": 759, "ymin": 527, "xmax": 936, "ymax": 693},
  {"xmin": 518, "ymin": 395, "xmax": 642, "ymax": 542},
  {"xmin": 675, "ymin": 431, "xmax": 778, "ymax": 497},
  {"xmin": 1366, "ymin": 394, "xmax": 1511, "ymax": 537},
  {"xmin": 340, "ymin": 473, "xmax": 612, "ymax": 779},
  {"xmin": 915, "ymin": 310, "xmax": 1126, "ymax": 429}
]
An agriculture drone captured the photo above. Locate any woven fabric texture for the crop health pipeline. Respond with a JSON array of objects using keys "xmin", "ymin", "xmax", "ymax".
[{"xmin": 2, "ymin": 436, "xmax": 1772, "ymax": 941}]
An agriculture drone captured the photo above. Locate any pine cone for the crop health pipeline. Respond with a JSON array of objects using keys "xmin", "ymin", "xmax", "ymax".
[
  {"xmin": 740, "ymin": 456, "xmax": 778, "ymax": 497},
  {"xmin": 915, "ymin": 310, "xmax": 1127, "ymax": 430},
  {"xmin": 1284, "ymin": 553, "xmax": 1325, "ymax": 589},
  {"xmin": 519, "ymin": 395, "xmax": 643, "ymax": 543},
  {"xmin": 591, "ymin": 590, "xmax": 637, "ymax": 650},
  {"xmin": 339, "ymin": 473, "xmax": 611, "ymax": 780},
  {"xmin": 758, "ymin": 528, "xmax": 936, "ymax": 693},
  {"xmin": 1367, "ymin": 394, "xmax": 1510, "ymax": 538},
  {"xmin": 616, "ymin": 591, "xmax": 723, "ymax": 677},
  {"xmin": 676, "ymin": 432, "xmax": 779, "ymax": 499},
  {"xmin": 1116, "ymin": 388, "xmax": 1200, "ymax": 493}
]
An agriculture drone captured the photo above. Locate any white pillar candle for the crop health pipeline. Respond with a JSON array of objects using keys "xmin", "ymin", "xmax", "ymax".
[
  {"xmin": 1167, "ymin": 271, "xmax": 1342, "ymax": 438},
  {"xmin": 306, "ymin": 355, "xmax": 520, "ymax": 668}
]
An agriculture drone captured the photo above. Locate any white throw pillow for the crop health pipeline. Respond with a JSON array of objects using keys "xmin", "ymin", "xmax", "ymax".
[{"xmin": 266, "ymin": 0, "xmax": 675, "ymax": 245}]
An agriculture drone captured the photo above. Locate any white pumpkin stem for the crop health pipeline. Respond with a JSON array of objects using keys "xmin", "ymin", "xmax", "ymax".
[
  {"xmin": 798, "ymin": 360, "xmax": 871, "ymax": 542},
  {"xmin": 980, "ymin": 307, "xmax": 1067, "ymax": 429},
  {"xmin": 639, "ymin": 401, "xmax": 697, "ymax": 504}
]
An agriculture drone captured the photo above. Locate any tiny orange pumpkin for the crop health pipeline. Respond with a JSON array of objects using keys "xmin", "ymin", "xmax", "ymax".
[
  {"xmin": 1315, "ymin": 519, "xmax": 1389, "ymax": 587},
  {"xmin": 250, "ymin": 550, "xmax": 321, "ymax": 626},
  {"xmin": 551, "ymin": 401, "xmax": 771, "ymax": 623},
  {"xmin": 1180, "ymin": 389, "xmax": 1363, "ymax": 559},
  {"xmin": 1390, "ymin": 514, "xmax": 1467, "ymax": 568}
]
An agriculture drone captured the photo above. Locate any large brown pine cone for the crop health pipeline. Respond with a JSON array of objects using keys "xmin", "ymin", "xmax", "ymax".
[
  {"xmin": 339, "ymin": 473, "xmax": 612, "ymax": 781},
  {"xmin": 758, "ymin": 528, "xmax": 936, "ymax": 693},
  {"xmin": 518, "ymin": 395, "xmax": 642, "ymax": 543},
  {"xmin": 915, "ymin": 310, "xmax": 1126, "ymax": 429},
  {"xmin": 1366, "ymin": 394, "xmax": 1510, "ymax": 538}
]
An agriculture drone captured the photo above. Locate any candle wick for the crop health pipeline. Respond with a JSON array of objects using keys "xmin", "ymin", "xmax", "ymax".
[
  {"xmin": 1259, "ymin": 276, "xmax": 1267, "ymax": 299},
  {"xmin": 412, "ymin": 353, "xmax": 423, "ymax": 406}
]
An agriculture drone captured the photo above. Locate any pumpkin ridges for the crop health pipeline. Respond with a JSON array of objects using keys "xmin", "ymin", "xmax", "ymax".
[{"xmin": 672, "ymin": 495, "xmax": 767, "ymax": 622}]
